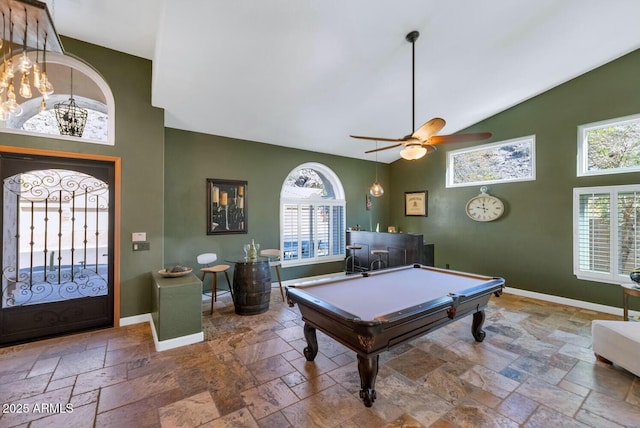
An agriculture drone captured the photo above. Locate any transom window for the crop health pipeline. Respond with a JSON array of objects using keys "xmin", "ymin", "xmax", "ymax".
[
  {"xmin": 573, "ymin": 185, "xmax": 640, "ymax": 284},
  {"xmin": 446, "ymin": 136, "xmax": 536, "ymax": 188},
  {"xmin": 0, "ymin": 53, "xmax": 114, "ymax": 145},
  {"xmin": 577, "ymin": 114, "xmax": 640, "ymax": 176},
  {"xmin": 280, "ymin": 163, "xmax": 345, "ymax": 267}
]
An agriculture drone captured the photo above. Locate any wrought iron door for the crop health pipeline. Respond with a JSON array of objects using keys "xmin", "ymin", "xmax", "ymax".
[{"xmin": 0, "ymin": 153, "xmax": 114, "ymax": 345}]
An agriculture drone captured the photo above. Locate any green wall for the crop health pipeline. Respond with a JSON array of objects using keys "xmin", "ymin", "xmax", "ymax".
[
  {"xmin": 0, "ymin": 37, "xmax": 165, "ymax": 317},
  {"xmin": 4, "ymin": 35, "xmax": 636, "ymax": 318},
  {"xmin": 163, "ymin": 129, "xmax": 390, "ymax": 288},
  {"xmin": 390, "ymin": 49, "xmax": 640, "ymax": 309}
]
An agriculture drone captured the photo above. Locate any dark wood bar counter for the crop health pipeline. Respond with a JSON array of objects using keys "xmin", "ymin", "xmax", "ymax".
[{"xmin": 346, "ymin": 230, "xmax": 434, "ymax": 269}]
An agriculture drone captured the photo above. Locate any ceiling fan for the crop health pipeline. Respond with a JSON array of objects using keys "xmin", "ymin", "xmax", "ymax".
[{"xmin": 350, "ymin": 31, "xmax": 492, "ymax": 160}]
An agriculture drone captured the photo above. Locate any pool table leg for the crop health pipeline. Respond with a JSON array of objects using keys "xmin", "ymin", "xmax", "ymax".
[
  {"xmin": 471, "ymin": 310, "xmax": 486, "ymax": 342},
  {"xmin": 303, "ymin": 323, "xmax": 319, "ymax": 361},
  {"xmin": 357, "ymin": 354, "xmax": 378, "ymax": 407}
]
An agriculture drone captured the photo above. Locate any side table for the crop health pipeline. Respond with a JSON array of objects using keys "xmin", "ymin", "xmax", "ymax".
[
  {"xmin": 621, "ymin": 283, "xmax": 640, "ymax": 321},
  {"xmin": 226, "ymin": 256, "xmax": 272, "ymax": 315}
]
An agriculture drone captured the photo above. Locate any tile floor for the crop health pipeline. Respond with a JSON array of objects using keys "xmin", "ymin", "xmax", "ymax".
[{"xmin": 0, "ymin": 289, "xmax": 639, "ymax": 427}]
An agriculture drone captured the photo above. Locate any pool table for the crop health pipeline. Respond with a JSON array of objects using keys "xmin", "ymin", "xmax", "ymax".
[{"xmin": 286, "ymin": 264, "xmax": 504, "ymax": 407}]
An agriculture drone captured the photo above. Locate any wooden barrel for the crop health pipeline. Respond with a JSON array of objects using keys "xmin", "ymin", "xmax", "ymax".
[{"xmin": 232, "ymin": 259, "xmax": 272, "ymax": 315}]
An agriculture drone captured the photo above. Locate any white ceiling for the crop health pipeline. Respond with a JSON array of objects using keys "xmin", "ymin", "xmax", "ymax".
[{"xmin": 49, "ymin": 0, "xmax": 640, "ymax": 163}]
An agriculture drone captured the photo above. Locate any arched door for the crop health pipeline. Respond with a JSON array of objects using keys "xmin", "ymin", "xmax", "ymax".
[{"xmin": 0, "ymin": 152, "xmax": 115, "ymax": 345}]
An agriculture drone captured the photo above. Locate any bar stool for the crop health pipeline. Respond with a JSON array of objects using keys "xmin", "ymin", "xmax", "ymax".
[
  {"xmin": 345, "ymin": 244, "xmax": 364, "ymax": 274},
  {"xmin": 259, "ymin": 249, "xmax": 284, "ymax": 301},
  {"xmin": 197, "ymin": 253, "xmax": 233, "ymax": 313},
  {"xmin": 370, "ymin": 249, "xmax": 389, "ymax": 271}
]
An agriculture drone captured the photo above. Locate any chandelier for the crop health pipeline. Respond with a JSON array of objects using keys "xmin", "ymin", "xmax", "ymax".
[
  {"xmin": 54, "ymin": 68, "xmax": 87, "ymax": 136},
  {"xmin": 0, "ymin": 0, "xmax": 64, "ymax": 120}
]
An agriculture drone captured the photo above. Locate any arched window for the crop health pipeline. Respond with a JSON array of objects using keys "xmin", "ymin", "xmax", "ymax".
[
  {"xmin": 0, "ymin": 52, "xmax": 114, "ymax": 145},
  {"xmin": 280, "ymin": 162, "xmax": 346, "ymax": 267}
]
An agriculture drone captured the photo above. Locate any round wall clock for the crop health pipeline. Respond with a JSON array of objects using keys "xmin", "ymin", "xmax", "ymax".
[{"xmin": 465, "ymin": 186, "xmax": 504, "ymax": 222}]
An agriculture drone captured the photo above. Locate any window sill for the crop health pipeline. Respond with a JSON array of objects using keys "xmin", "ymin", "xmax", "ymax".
[
  {"xmin": 575, "ymin": 272, "xmax": 627, "ymax": 285},
  {"xmin": 282, "ymin": 255, "xmax": 344, "ymax": 268}
]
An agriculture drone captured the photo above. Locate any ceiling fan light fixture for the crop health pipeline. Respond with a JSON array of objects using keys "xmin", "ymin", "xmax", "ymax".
[
  {"xmin": 400, "ymin": 145, "xmax": 427, "ymax": 160},
  {"xmin": 350, "ymin": 30, "xmax": 492, "ymax": 159}
]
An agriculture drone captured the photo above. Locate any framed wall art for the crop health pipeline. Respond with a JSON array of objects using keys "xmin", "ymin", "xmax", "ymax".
[
  {"xmin": 405, "ymin": 190, "xmax": 428, "ymax": 217},
  {"xmin": 207, "ymin": 179, "xmax": 248, "ymax": 234}
]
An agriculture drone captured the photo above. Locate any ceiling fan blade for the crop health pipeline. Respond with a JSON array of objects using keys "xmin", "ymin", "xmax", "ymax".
[
  {"xmin": 411, "ymin": 118, "xmax": 446, "ymax": 142},
  {"xmin": 427, "ymin": 132, "xmax": 492, "ymax": 145},
  {"xmin": 350, "ymin": 135, "xmax": 406, "ymax": 143},
  {"xmin": 364, "ymin": 143, "xmax": 402, "ymax": 153}
]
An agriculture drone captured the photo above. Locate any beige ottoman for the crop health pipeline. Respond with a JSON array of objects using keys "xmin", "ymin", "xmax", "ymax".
[{"xmin": 592, "ymin": 320, "xmax": 640, "ymax": 377}]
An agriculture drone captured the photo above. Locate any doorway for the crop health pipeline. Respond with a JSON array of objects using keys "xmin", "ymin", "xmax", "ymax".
[{"xmin": 0, "ymin": 152, "xmax": 116, "ymax": 345}]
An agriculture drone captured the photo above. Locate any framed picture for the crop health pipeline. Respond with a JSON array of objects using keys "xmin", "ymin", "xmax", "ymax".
[
  {"xmin": 207, "ymin": 179, "xmax": 248, "ymax": 234},
  {"xmin": 405, "ymin": 190, "xmax": 428, "ymax": 217}
]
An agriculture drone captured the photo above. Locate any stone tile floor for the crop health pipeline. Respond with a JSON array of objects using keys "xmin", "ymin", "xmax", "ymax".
[{"xmin": 0, "ymin": 291, "xmax": 639, "ymax": 427}]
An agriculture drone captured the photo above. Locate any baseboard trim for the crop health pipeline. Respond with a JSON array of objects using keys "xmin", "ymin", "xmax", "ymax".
[
  {"xmin": 504, "ymin": 287, "xmax": 640, "ymax": 318},
  {"xmin": 149, "ymin": 316, "xmax": 204, "ymax": 352},
  {"xmin": 119, "ymin": 313, "xmax": 151, "ymax": 326},
  {"xmin": 119, "ymin": 312, "xmax": 203, "ymax": 351}
]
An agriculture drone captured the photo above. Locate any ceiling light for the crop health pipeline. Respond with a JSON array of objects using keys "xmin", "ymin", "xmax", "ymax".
[
  {"xmin": 400, "ymin": 145, "xmax": 428, "ymax": 160},
  {"xmin": 370, "ymin": 181, "xmax": 384, "ymax": 197},
  {"xmin": 369, "ymin": 141, "xmax": 384, "ymax": 197},
  {"xmin": 0, "ymin": 0, "xmax": 63, "ymax": 121},
  {"xmin": 55, "ymin": 69, "xmax": 87, "ymax": 137}
]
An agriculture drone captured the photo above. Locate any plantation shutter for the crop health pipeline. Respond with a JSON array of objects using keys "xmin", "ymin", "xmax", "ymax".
[
  {"xmin": 282, "ymin": 204, "xmax": 300, "ymax": 261},
  {"xmin": 331, "ymin": 205, "xmax": 345, "ymax": 256},
  {"xmin": 577, "ymin": 193, "xmax": 611, "ymax": 274},
  {"xmin": 617, "ymin": 191, "xmax": 640, "ymax": 274},
  {"xmin": 315, "ymin": 205, "xmax": 328, "ymax": 258}
]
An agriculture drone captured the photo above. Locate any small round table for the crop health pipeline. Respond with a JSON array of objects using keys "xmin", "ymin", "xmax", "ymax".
[
  {"xmin": 225, "ymin": 256, "xmax": 272, "ymax": 315},
  {"xmin": 621, "ymin": 283, "xmax": 640, "ymax": 321}
]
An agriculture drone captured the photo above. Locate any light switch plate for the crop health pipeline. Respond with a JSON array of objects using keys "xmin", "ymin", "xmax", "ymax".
[{"xmin": 132, "ymin": 242, "xmax": 150, "ymax": 251}]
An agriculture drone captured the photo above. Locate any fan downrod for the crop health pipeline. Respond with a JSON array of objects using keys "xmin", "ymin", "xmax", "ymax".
[{"xmin": 405, "ymin": 30, "xmax": 419, "ymax": 43}]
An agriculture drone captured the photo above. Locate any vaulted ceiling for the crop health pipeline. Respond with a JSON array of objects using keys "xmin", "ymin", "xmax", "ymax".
[{"xmin": 50, "ymin": 0, "xmax": 640, "ymax": 163}]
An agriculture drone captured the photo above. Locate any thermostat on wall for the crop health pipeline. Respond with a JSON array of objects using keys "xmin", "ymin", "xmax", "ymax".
[{"xmin": 132, "ymin": 232, "xmax": 146, "ymax": 242}]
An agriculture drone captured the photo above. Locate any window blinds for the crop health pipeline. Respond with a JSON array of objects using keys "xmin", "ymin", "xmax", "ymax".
[
  {"xmin": 617, "ymin": 192, "xmax": 640, "ymax": 274},
  {"xmin": 577, "ymin": 193, "xmax": 611, "ymax": 274}
]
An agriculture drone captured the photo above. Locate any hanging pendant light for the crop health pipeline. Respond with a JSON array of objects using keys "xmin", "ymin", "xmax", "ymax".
[
  {"xmin": 32, "ymin": 20, "xmax": 42, "ymax": 91},
  {"xmin": 2, "ymin": 14, "xmax": 23, "ymax": 120},
  {"xmin": 0, "ymin": 12, "xmax": 8, "ymax": 93},
  {"xmin": 55, "ymin": 68, "xmax": 88, "ymax": 137},
  {"xmin": 17, "ymin": 8, "xmax": 33, "ymax": 75},
  {"xmin": 0, "ymin": 1, "xmax": 64, "ymax": 121},
  {"xmin": 18, "ymin": 9, "xmax": 33, "ymax": 100},
  {"xmin": 370, "ymin": 180, "xmax": 384, "ymax": 197},
  {"xmin": 369, "ymin": 141, "xmax": 384, "ymax": 197},
  {"xmin": 0, "ymin": 13, "xmax": 7, "ymax": 120},
  {"xmin": 38, "ymin": 34, "xmax": 54, "ymax": 98}
]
